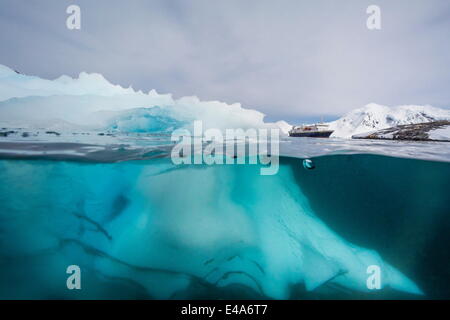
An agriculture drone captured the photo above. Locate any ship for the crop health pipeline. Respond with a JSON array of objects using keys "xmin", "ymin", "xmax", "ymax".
[{"xmin": 289, "ymin": 123, "xmax": 334, "ymax": 138}]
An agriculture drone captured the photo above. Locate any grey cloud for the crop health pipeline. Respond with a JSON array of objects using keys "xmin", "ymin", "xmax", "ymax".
[{"xmin": 0, "ymin": 0, "xmax": 449, "ymax": 121}]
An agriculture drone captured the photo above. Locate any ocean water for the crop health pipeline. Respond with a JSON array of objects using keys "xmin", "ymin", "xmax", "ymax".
[{"xmin": 0, "ymin": 136, "xmax": 449, "ymax": 300}]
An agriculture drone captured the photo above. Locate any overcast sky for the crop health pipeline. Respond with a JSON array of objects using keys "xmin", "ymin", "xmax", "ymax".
[{"xmin": 0, "ymin": 0, "xmax": 449, "ymax": 122}]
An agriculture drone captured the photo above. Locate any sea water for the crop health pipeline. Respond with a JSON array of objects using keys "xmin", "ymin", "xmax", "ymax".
[{"xmin": 0, "ymin": 136, "xmax": 449, "ymax": 300}]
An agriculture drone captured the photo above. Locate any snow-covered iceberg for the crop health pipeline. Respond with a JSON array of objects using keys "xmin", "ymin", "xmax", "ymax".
[{"xmin": 0, "ymin": 65, "xmax": 290, "ymax": 134}]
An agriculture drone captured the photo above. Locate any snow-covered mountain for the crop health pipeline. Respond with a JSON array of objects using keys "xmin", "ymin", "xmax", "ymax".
[{"xmin": 328, "ymin": 103, "xmax": 450, "ymax": 138}]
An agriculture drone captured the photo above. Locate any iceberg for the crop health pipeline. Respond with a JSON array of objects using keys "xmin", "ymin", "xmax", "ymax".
[
  {"xmin": 0, "ymin": 64, "xmax": 290, "ymax": 134},
  {"xmin": 0, "ymin": 155, "xmax": 431, "ymax": 299}
]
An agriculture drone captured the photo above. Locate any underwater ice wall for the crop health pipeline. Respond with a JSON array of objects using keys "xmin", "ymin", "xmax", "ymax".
[
  {"xmin": 0, "ymin": 154, "xmax": 438, "ymax": 299},
  {"xmin": 291, "ymin": 154, "xmax": 450, "ymax": 299}
]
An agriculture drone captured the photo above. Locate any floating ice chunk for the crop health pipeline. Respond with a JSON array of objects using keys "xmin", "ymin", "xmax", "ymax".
[{"xmin": 303, "ymin": 159, "xmax": 315, "ymax": 170}]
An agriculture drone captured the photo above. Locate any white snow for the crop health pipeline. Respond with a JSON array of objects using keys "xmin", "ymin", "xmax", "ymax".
[
  {"xmin": 275, "ymin": 120, "xmax": 293, "ymax": 135},
  {"xmin": 429, "ymin": 125, "xmax": 450, "ymax": 141},
  {"xmin": 0, "ymin": 64, "xmax": 139, "ymax": 101},
  {"xmin": 328, "ymin": 103, "xmax": 450, "ymax": 138}
]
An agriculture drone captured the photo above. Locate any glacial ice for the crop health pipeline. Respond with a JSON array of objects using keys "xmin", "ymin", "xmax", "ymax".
[
  {"xmin": 0, "ymin": 158, "xmax": 424, "ymax": 299},
  {"xmin": 0, "ymin": 64, "xmax": 138, "ymax": 100},
  {"xmin": 302, "ymin": 159, "xmax": 315, "ymax": 170},
  {"xmin": 0, "ymin": 64, "xmax": 290, "ymax": 134}
]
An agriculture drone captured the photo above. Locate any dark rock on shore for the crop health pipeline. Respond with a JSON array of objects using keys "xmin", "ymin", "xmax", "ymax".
[
  {"xmin": 45, "ymin": 131, "xmax": 61, "ymax": 136},
  {"xmin": 352, "ymin": 120, "xmax": 450, "ymax": 142},
  {"xmin": 0, "ymin": 130, "xmax": 17, "ymax": 137}
]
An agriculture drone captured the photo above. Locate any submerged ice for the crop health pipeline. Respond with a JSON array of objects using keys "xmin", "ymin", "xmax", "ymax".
[{"xmin": 0, "ymin": 158, "xmax": 424, "ymax": 299}]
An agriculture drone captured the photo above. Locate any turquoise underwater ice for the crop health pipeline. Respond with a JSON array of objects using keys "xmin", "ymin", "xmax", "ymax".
[{"xmin": 0, "ymin": 154, "xmax": 448, "ymax": 299}]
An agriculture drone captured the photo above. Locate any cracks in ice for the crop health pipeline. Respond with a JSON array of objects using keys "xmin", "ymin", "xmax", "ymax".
[{"xmin": 73, "ymin": 212, "xmax": 113, "ymax": 241}]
